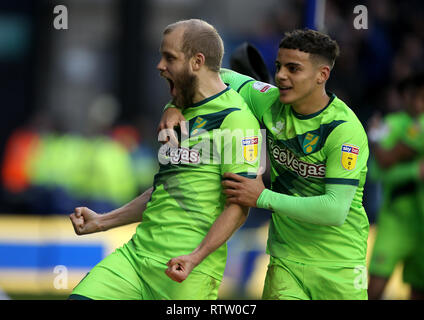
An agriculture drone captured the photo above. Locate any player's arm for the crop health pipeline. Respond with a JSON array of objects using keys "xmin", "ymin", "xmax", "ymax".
[
  {"xmin": 220, "ymin": 68, "xmax": 277, "ymax": 122},
  {"xmin": 371, "ymin": 142, "xmax": 416, "ymax": 169},
  {"xmin": 257, "ymin": 184, "xmax": 355, "ymax": 226},
  {"xmin": 157, "ymin": 102, "xmax": 187, "ymax": 146},
  {"xmin": 224, "ymin": 121, "xmax": 368, "ymax": 227},
  {"xmin": 223, "ymin": 173, "xmax": 356, "ymax": 227},
  {"xmin": 165, "ymin": 203, "xmax": 249, "ymax": 283},
  {"xmin": 263, "ymin": 120, "xmax": 368, "ymax": 226},
  {"xmin": 379, "ymin": 158, "xmax": 424, "ymax": 185},
  {"xmin": 368, "ymin": 113, "xmax": 417, "ymax": 168},
  {"xmin": 70, "ymin": 187, "xmax": 153, "ymax": 235}
]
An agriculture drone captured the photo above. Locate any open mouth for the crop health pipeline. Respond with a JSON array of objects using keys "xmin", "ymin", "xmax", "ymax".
[
  {"xmin": 161, "ymin": 74, "xmax": 176, "ymax": 97},
  {"xmin": 164, "ymin": 77, "xmax": 172, "ymax": 93},
  {"xmin": 278, "ymin": 86, "xmax": 293, "ymax": 92},
  {"xmin": 167, "ymin": 78, "xmax": 177, "ymax": 97}
]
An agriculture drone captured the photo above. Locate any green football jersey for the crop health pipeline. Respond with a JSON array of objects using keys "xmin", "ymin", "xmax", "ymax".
[
  {"xmin": 370, "ymin": 112, "xmax": 423, "ymax": 201},
  {"xmin": 369, "ymin": 111, "xmax": 411, "ymax": 185},
  {"xmin": 131, "ymin": 86, "xmax": 261, "ymax": 280},
  {"xmin": 368, "ymin": 109, "xmax": 424, "ymax": 282},
  {"xmin": 375, "ymin": 111, "xmax": 412, "ymax": 150},
  {"xmin": 221, "ymin": 69, "xmax": 370, "ymax": 267}
]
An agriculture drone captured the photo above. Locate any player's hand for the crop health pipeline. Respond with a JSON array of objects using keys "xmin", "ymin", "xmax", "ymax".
[
  {"xmin": 222, "ymin": 172, "xmax": 266, "ymax": 207},
  {"xmin": 157, "ymin": 107, "xmax": 187, "ymax": 147},
  {"xmin": 69, "ymin": 207, "xmax": 102, "ymax": 235},
  {"xmin": 165, "ymin": 255, "xmax": 197, "ymax": 283}
]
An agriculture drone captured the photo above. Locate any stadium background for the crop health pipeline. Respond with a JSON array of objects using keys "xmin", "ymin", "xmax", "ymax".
[{"xmin": 0, "ymin": 0, "xmax": 422, "ymax": 299}]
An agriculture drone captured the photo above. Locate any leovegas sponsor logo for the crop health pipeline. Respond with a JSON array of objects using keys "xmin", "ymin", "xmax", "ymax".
[
  {"xmin": 159, "ymin": 146, "xmax": 200, "ymax": 165},
  {"xmin": 157, "ymin": 127, "xmax": 265, "ymax": 171},
  {"xmin": 268, "ymin": 136, "xmax": 325, "ymax": 178}
]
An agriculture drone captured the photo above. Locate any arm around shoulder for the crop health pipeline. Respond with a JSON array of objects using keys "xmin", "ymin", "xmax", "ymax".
[{"xmin": 257, "ymin": 183, "xmax": 356, "ymax": 227}]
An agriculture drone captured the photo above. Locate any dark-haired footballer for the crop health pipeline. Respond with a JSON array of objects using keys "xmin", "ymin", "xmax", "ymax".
[{"xmin": 162, "ymin": 29, "xmax": 370, "ymax": 300}]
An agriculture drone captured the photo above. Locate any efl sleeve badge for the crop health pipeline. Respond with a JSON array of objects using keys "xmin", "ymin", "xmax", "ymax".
[
  {"xmin": 341, "ymin": 144, "xmax": 359, "ymax": 170},
  {"xmin": 242, "ymin": 136, "xmax": 259, "ymax": 162}
]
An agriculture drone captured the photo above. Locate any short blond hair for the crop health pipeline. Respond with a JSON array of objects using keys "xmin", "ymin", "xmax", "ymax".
[{"xmin": 164, "ymin": 19, "xmax": 224, "ymax": 72}]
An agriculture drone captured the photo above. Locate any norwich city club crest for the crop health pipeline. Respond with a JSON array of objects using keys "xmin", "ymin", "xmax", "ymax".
[
  {"xmin": 302, "ymin": 133, "xmax": 319, "ymax": 154},
  {"xmin": 190, "ymin": 117, "xmax": 207, "ymax": 136}
]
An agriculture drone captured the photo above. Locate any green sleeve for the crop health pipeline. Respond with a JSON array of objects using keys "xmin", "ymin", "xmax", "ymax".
[
  {"xmin": 257, "ymin": 183, "xmax": 357, "ymax": 226},
  {"xmin": 163, "ymin": 100, "xmax": 178, "ymax": 111},
  {"xmin": 324, "ymin": 120, "xmax": 369, "ymax": 186},
  {"xmin": 219, "ymin": 109, "xmax": 262, "ymax": 177},
  {"xmin": 380, "ymin": 160, "xmax": 420, "ymax": 185},
  {"xmin": 220, "ymin": 68, "xmax": 278, "ymax": 122},
  {"xmin": 220, "ymin": 68, "xmax": 254, "ymax": 92}
]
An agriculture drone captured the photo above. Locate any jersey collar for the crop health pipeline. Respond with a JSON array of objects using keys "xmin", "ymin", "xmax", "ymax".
[
  {"xmin": 291, "ymin": 92, "xmax": 336, "ymax": 120},
  {"xmin": 188, "ymin": 86, "xmax": 231, "ymax": 108}
]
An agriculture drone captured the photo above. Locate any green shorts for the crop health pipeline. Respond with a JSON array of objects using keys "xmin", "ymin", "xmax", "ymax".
[
  {"xmin": 70, "ymin": 241, "xmax": 221, "ymax": 300},
  {"xmin": 262, "ymin": 256, "xmax": 368, "ymax": 300},
  {"xmin": 403, "ymin": 234, "xmax": 424, "ymax": 291},
  {"xmin": 369, "ymin": 195, "xmax": 420, "ymax": 279}
]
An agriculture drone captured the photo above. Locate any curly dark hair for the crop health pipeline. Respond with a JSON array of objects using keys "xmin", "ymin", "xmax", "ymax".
[{"xmin": 279, "ymin": 29, "xmax": 340, "ymax": 68}]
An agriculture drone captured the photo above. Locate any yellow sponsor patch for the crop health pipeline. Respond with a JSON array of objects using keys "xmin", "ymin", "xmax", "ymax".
[
  {"xmin": 341, "ymin": 144, "xmax": 359, "ymax": 170},
  {"xmin": 242, "ymin": 136, "xmax": 259, "ymax": 162}
]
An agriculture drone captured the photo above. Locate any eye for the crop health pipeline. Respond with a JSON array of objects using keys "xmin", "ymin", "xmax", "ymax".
[
  {"xmin": 162, "ymin": 53, "xmax": 176, "ymax": 62},
  {"xmin": 275, "ymin": 62, "xmax": 281, "ymax": 71},
  {"xmin": 288, "ymin": 65, "xmax": 299, "ymax": 73}
]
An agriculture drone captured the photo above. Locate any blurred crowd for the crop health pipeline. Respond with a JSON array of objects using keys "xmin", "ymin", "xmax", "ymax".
[{"xmin": 0, "ymin": 114, "xmax": 158, "ymax": 214}]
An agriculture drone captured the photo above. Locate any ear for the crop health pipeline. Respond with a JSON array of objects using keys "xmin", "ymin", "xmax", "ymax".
[
  {"xmin": 191, "ymin": 52, "xmax": 205, "ymax": 71},
  {"xmin": 317, "ymin": 65, "xmax": 330, "ymax": 85}
]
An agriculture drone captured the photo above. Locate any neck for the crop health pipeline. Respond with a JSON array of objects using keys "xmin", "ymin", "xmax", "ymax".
[
  {"xmin": 292, "ymin": 87, "xmax": 330, "ymax": 116},
  {"xmin": 193, "ymin": 70, "xmax": 227, "ymax": 104}
]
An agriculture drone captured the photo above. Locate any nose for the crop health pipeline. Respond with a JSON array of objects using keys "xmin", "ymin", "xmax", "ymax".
[
  {"xmin": 275, "ymin": 68, "xmax": 288, "ymax": 83},
  {"xmin": 157, "ymin": 58, "xmax": 166, "ymax": 72}
]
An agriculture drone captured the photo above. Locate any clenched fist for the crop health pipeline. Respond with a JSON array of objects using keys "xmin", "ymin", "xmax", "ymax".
[
  {"xmin": 69, "ymin": 207, "xmax": 103, "ymax": 235},
  {"xmin": 165, "ymin": 255, "xmax": 197, "ymax": 283}
]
